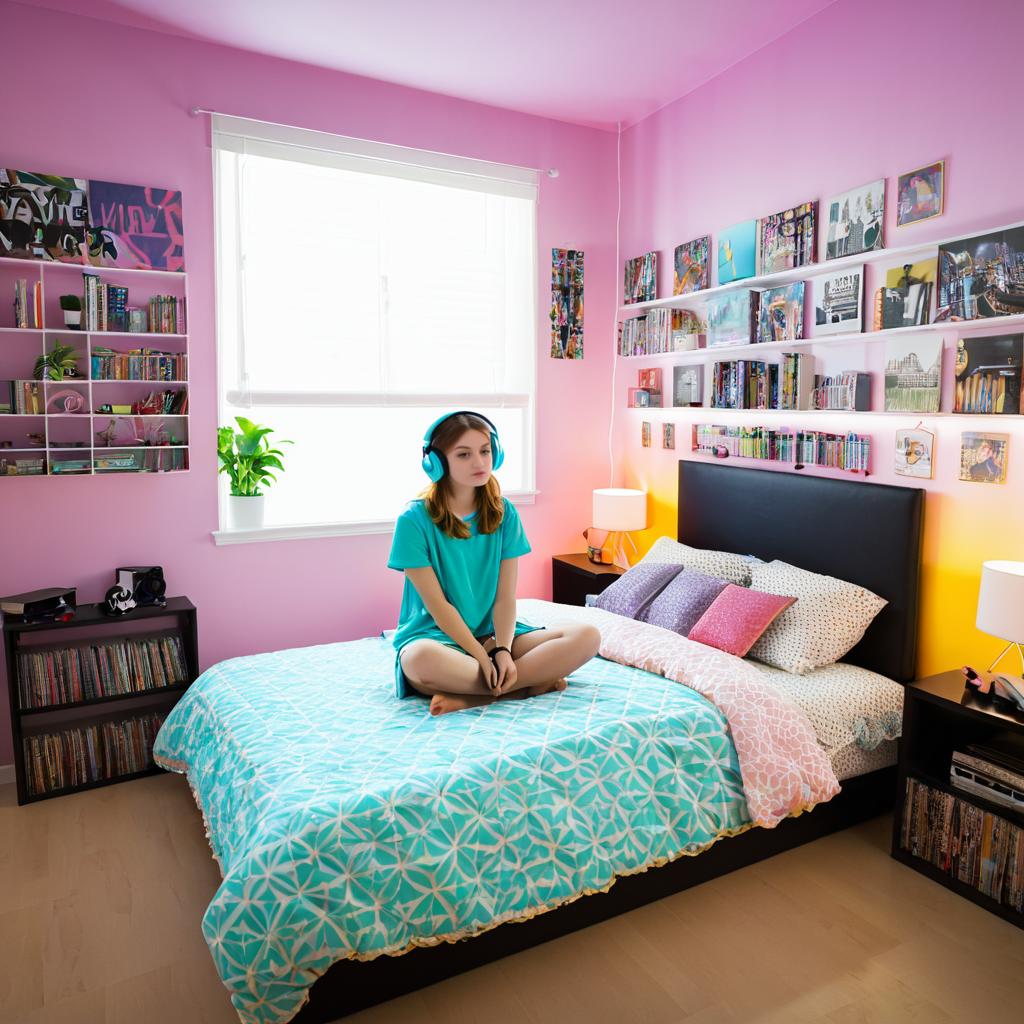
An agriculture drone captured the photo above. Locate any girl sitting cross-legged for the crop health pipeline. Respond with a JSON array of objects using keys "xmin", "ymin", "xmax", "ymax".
[{"xmin": 387, "ymin": 410, "xmax": 600, "ymax": 717}]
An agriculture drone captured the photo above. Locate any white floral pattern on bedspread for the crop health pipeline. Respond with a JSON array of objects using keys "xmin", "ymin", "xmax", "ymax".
[{"xmin": 519, "ymin": 600, "xmax": 840, "ymax": 826}]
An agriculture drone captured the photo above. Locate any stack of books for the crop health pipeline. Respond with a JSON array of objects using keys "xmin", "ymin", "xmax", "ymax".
[
  {"xmin": 13, "ymin": 278, "xmax": 42, "ymax": 328},
  {"xmin": 710, "ymin": 353, "xmax": 810, "ymax": 410},
  {"xmin": 17, "ymin": 634, "xmax": 188, "ymax": 709},
  {"xmin": 1, "ymin": 380, "xmax": 43, "ymax": 414},
  {"xmin": 901, "ymin": 776, "xmax": 1024, "ymax": 912},
  {"xmin": 23, "ymin": 712, "xmax": 165, "ymax": 796},
  {"xmin": 148, "ymin": 295, "xmax": 186, "ymax": 334},
  {"xmin": 83, "ymin": 276, "xmax": 129, "ymax": 332},
  {"xmin": 951, "ymin": 743, "xmax": 1024, "ymax": 816},
  {"xmin": 618, "ymin": 309, "xmax": 672, "ymax": 356},
  {"xmin": 90, "ymin": 347, "xmax": 187, "ymax": 381},
  {"xmin": 693, "ymin": 424, "xmax": 794, "ymax": 462},
  {"xmin": 812, "ymin": 372, "xmax": 871, "ymax": 411}
]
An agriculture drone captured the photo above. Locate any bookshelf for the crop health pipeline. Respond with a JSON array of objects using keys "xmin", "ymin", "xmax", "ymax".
[
  {"xmin": 0, "ymin": 256, "xmax": 189, "ymax": 477},
  {"xmin": 3, "ymin": 597, "xmax": 198, "ymax": 804},
  {"xmin": 891, "ymin": 670, "xmax": 1024, "ymax": 930}
]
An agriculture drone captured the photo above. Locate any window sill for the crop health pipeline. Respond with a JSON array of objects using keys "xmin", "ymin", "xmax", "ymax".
[{"xmin": 212, "ymin": 490, "xmax": 539, "ymax": 545}]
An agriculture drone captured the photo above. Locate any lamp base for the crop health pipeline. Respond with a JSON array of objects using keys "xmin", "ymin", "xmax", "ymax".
[
  {"xmin": 987, "ymin": 641, "xmax": 1024, "ymax": 675},
  {"xmin": 608, "ymin": 531, "xmax": 638, "ymax": 572}
]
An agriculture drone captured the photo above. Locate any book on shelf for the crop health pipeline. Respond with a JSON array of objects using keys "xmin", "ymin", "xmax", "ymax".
[
  {"xmin": 693, "ymin": 423, "xmax": 870, "ymax": 472},
  {"xmin": 23, "ymin": 711, "xmax": 165, "ymax": 797},
  {"xmin": 80, "ymin": 274, "xmax": 185, "ymax": 334},
  {"xmin": 901, "ymin": 776, "xmax": 1024, "ymax": 912},
  {"xmin": 953, "ymin": 334, "xmax": 1022, "ymax": 415},
  {"xmin": 90, "ymin": 346, "xmax": 187, "ymax": 381},
  {"xmin": 710, "ymin": 353, "xmax": 810, "ymax": 410},
  {"xmin": 12, "ymin": 278, "xmax": 42, "ymax": 328},
  {"xmin": 623, "ymin": 252, "xmax": 657, "ymax": 304},
  {"xmin": 1, "ymin": 380, "xmax": 43, "ymax": 414},
  {"xmin": 619, "ymin": 309, "xmax": 672, "ymax": 356},
  {"xmin": 812, "ymin": 372, "xmax": 871, "ymax": 411}
]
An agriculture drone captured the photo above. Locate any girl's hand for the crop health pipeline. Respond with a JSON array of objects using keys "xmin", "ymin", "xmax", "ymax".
[
  {"xmin": 477, "ymin": 653, "xmax": 499, "ymax": 691},
  {"xmin": 493, "ymin": 649, "xmax": 517, "ymax": 694}
]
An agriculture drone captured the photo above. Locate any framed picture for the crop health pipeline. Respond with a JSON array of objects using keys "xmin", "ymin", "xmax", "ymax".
[
  {"xmin": 0, "ymin": 169, "xmax": 89, "ymax": 263},
  {"xmin": 673, "ymin": 236, "xmax": 710, "ymax": 295},
  {"xmin": 884, "ymin": 334, "xmax": 942, "ymax": 412},
  {"xmin": 897, "ymin": 161, "xmax": 944, "ymax": 226},
  {"xmin": 877, "ymin": 259, "xmax": 936, "ymax": 329},
  {"xmin": 550, "ymin": 248, "xmax": 584, "ymax": 359},
  {"xmin": 936, "ymin": 227, "xmax": 1024, "ymax": 321},
  {"xmin": 662, "ymin": 422, "xmax": 676, "ymax": 449},
  {"xmin": 825, "ymin": 179, "xmax": 885, "ymax": 260},
  {"xmin": 895, "ymin": 427, "xmax": 934, "ymax": 479},
  {"xmin": 953, "ymin": 334, "xmax": 1022, "ymax": 414},
  {"xmin": 641, "ymin": 421, "xmax": 652, "ymax": 448},
  {"xmin": 960, "ymin": 432, "xmax": 1008, "ymax": 484},
  {"xmin": 624, "ymin": 252, "xmax": 657, "ymax": 304},
  {"xmin": 813, "ymin": 266, "xmax": 864, "ymax": 336},
  {"xmin": 717, "ymin": 220, "xmax": 758, "ymax": 284},
  {"xmin": 707, "ymin": 290, "xmax": 759, "ymax": 348},
  {"xmin": 673, "ymin": 365, "xmax": 702, "ymax": 406},
  {"xmin": 757, "ymin": 282, "xmax": 805, "ymax": 343},
  {"xmin": 758, "ymin": 201, "xmax": 816, "ymax": 274}
]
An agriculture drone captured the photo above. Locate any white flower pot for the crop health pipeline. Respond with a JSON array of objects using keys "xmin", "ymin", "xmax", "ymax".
[
  {"xmin": 63, "ymin": 310, "xmax": 81, "ymax": 330},
  {"xmin": 228, "ymin": 494, "xmax": 265, "ymax": 529}
]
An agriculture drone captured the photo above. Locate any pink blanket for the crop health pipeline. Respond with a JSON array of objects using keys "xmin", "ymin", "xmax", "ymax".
[{"xmin": 518, "ymin": 599, "xmax": 841, "ymax": 826}]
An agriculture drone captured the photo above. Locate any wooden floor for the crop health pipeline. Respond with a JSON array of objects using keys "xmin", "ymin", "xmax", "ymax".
[{"xmin": 2, "ymin": 773, "xmax": 1023, "ymax": 1024}]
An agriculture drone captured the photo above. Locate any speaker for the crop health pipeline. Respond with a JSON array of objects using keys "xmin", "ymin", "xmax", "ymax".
[{"xmin": 116, "ymin": 566, "xmax": 167, "ymax": 607}]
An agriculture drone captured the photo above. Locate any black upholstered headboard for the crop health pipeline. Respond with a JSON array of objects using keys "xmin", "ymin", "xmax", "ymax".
[{"xmin": 677, "ymin": 462, "xmax": 924, "ymax": 683}]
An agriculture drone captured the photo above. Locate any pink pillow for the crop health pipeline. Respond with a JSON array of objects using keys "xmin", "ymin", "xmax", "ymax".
[{"xmin": 688, "ymin": 585, "xmax": 796, "ymax": 658}]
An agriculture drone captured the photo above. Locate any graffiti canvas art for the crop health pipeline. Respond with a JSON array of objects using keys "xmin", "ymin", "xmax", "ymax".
[
  {"xmin": 87, "ymin": 180, "xmax": 185, "ymax": 272},
  {"xmin": 0, "ymin": 169, "xmax": 88, "ymax": 262},
  {"xmin": 673, "ymin": 236, "xmax": 710, "ymax": 295},
  {"xmin": 550, "ymin": 248, "xmax": 584, "ymax": 358}
]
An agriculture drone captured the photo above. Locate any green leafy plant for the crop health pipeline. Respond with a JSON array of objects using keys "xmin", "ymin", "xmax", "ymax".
[
  {"xmin": 34, "ymin": 340, "xmax": 80, "ymax": 381},
  {"xmin": 59, "ymin": 294, "xmax": 81, "ymax": 312},
  {"xmin": 217, "ymin": 416, "xmax": 292, "ymax": 497}
]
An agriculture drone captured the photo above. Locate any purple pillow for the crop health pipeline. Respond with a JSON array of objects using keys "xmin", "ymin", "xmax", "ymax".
[
  {"xmin": 594, "ymin": 562, "xmax": 682, "ymax": 619},
  {"xmin": 640, "ymin": 570, "xmax": 730, "ymax": 635}
]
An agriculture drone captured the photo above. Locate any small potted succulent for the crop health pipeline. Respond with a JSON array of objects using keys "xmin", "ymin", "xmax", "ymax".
[
  {"xmin": 34, "ymin": 340, "xmax": 81, "ymax": 381},
  {"xmin": 59, "ymin": 294, "xmax": 82, "ymax": 329},
  {"xmin": 217, "ymin": 416, "xmax": 292, "ymax": 529}
]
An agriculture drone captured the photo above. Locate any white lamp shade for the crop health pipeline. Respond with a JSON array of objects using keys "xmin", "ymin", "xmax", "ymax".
[
  {"xmin": 592, "ymin": 488, "xmax": 647, "ymax": 532},
  {"xmin": 976, "ymin": 560, "xmax": 1024, "ymax": 642}
]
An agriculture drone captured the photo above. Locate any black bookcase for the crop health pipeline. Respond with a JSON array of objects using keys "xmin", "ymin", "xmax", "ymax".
[
  {"xmin": 891, "ymin": 669, "xmax": 1024, "ymax": 929},
  {"xmin": 3, "ymin": 596, "xmax": 198, "ymax": 805}
]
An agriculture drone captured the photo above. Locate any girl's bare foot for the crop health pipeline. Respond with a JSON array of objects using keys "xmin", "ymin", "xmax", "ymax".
[
  {"xmin": 429, "ymin": 692, "xmax": 494, "ymax": 716},
  {"xmin": 525, "ymin": 677, "xmax": 568, "ymax": 698}
]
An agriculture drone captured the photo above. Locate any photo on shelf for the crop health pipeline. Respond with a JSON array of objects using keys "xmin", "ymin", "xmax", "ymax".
[
  {"xmin": 550, "ymin": 247, "xmax": 584, "ymax": 360},
  {"xmin": 936, "ymin": 227, "xmax": 1024, "ymax": 321},
  {"xmin": 884, "ymin": 333, "xmax": 942, "ymax": 413},
  {"xmin": 641, "ymin": 421, "xmax": 651, "ymax": 448},
  {"xmin": 627, "ymin": 387, "xmax": 651, "ymax": 408},
  {"xmin": 758, "ymin": 201, "xmax": 816, "ymax": 274},
  {"xmin": 673, "ymin": 236, "xmax": 710, "ymax": 295},
  {"xmin": 894, "ymin": 427, "xmax": 934, "ymax": 479},
  {"xmin": 813, "ymin": 266, "xmax": 864, "ymax": 336},
  {"xmin": 877, "ymin": 259, "xmax": 936, "ymax": 330},
  {"xmin": 953, "ymin": 334, "xmax": 1022, "ymax": 414},
  {"xmin": 757, "ymin": 282, "xmax": 805, "ymax": 343},
  {"xmin": 825, "ymin": 179, "xmax": 885, "ymax": 260},
  {"xmin": 707, "ymin": 290, "xmax": 760, "ymax": 347},
  {"xmin": 671, "ymin": 309, "xmax": 705, "ymax": 351},
  {"xmin": 624, "ymin": 252, "xmax": 657, "ymax": 304},
  {"xmin": 662, "ymin": 422, "xmax": 676, "ymax": 450},
  {"xmin": 673, "ymin": 365, "xmax": 702, "ymax": 407},
  {"xmin": 897, "ymin": 160, "xmax": 944, "ymax": 226},
  {"xmin": 86, "ymin": 180, "xmax": 186, "ymax": 272},
  {"xmin": 960, "ymin": 431, "xmax": 1009, "ymax": 484},
  {"xmin": 0, "ymin": 169, "xmax": 88, "ymax": 263},
  {"xmin": 717, "ymin": 220, "xmax": 758, "ymax": 284}
]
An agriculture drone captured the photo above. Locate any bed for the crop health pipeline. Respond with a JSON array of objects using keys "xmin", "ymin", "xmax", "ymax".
[{"xmin": 155, "ymin": 462, "xmax": 923, "ymax": 1024}]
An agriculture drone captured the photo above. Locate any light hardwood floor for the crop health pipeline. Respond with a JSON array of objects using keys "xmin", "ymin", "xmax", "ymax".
[{"xmin": 2, "ymin": 773, "xmax": 1023, "ymax": 1024}]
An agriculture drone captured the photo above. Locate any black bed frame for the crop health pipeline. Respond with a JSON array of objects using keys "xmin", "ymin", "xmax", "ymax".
[{"xmin": 293, "ymin": 462, "xmax": 924, "ymax": 1023}]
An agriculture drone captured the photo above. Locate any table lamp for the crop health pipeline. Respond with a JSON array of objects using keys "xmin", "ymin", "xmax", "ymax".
[
  {"xmin": 592, "ymin": 488, "xmax": 647, "ymax": 570},
  {"xmin": 976, "ymin": 560, "xmax": 1024, "ymax": 674}
]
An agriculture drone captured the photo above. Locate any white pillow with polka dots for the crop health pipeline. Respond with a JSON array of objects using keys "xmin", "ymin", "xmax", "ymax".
[
  {"xmin": 747, "ymin": 560, "xmax": 887, "ymax": 675},
  {"xmin": 639, "ymin": 536, "xmax": 754, "ymax": 586}
]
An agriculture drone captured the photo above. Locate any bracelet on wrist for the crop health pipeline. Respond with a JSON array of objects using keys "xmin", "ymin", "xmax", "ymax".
[{"xmin": 489, "ymin": 645, "xmax": 512, "ymax": 662}]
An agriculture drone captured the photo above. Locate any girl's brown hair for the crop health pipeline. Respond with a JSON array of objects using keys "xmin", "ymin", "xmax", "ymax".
[{"xmin": 422, "ymin": 413, "xmax": 504, "ymax": 539}]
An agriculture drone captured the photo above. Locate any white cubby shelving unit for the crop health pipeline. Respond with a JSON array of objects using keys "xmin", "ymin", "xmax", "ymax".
[{"xmin": 0, "ymin": 256, "xmax": 189, "ymax": 477}]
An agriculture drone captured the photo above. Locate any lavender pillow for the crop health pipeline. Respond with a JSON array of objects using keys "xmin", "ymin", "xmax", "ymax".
[
  {"xmin": 640, "ymin": 570, "xmax": 730, "ymax": 635},
  {"xmin": 594, "ymin": 562, "xmax": 682, "ymax": 619}
]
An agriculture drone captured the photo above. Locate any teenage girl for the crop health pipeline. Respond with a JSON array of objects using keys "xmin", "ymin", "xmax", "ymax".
[{"xmin": 388, "ymin": 411, "xmax": 600, "ymax": 716}]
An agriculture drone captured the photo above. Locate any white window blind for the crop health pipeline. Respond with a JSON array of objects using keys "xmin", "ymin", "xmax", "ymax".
[{"xmin": 212, "ymin": 115, "xmax": 538, "ymax": 531}]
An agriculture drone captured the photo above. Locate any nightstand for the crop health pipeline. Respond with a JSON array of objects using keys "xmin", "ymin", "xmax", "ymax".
[
  {"xmin": 891, "ymin": 669, "xmax": 1024, "ymax": 929},
  {"xmin": 551, "ymin": 553, "xmax": 625, "ymax": 607}
]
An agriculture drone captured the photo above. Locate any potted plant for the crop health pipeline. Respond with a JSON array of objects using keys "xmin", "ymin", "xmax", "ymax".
[
  {"xmin": 34, "ymin": 340, "xmax": 81, "ymax": 381},
  {"xmin": 59, "ymin": 294, "xmax": 82, "ymax": 329},
  {"xmin": 217, "ymin": 416, "xmax": 292, "ymax": 529}
]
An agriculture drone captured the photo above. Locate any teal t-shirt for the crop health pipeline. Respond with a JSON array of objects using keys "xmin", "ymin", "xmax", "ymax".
[{"xmin": 387, "ymin": 497, "xmax": 535, "ymax": 658}]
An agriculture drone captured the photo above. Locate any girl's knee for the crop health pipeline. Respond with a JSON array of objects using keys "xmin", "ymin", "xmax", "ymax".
[{"xmin": 570, "ymin": 622, "xmax": 601, "ymax": 658}]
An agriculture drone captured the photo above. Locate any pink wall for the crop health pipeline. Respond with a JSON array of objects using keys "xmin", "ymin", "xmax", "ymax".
[
  {"xmin": 0, "ymin": 1, "xmax": 617, "ymax": 762},
  {"xmin": 615, "ymin": 0, "xmax": 1024, "ymax": 678}
]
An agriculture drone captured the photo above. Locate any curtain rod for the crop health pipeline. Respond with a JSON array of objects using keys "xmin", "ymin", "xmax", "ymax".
[{"xmin": 188, "ymin": 106, "xmax": 557, "ymax": 178}]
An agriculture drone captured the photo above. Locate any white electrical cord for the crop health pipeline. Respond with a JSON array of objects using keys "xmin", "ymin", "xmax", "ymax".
[{"xmin": 607, "ymin": 120, "xmax": 622, "ymax": 487}]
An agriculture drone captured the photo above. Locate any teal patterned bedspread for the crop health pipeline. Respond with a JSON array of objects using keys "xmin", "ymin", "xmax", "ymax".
[{"xmin": 154, "ymin": 633, "xmax": 751, "ymax": 1024}]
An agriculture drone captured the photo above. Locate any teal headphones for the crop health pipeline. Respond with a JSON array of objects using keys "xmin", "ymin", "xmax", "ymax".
[{"xmin": 421, "ymin": 410, "xmax": 504, "ymax": 482}]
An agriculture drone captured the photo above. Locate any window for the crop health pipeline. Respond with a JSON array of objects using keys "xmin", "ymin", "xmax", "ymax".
[{"xmin": 212, "ymin": 115, "xmax": 538, "ymax": 537}]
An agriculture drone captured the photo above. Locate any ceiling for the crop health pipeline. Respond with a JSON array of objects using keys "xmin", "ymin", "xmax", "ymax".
[{"xmin": 16, "ymin": 0, "xmax": 838, "ymax": 130}]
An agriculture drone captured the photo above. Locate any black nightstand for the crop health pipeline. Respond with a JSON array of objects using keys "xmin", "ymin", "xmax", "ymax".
[
  {"xmin": 552, "ymin": 553, "xmax": 625, "ymax": 607},
  {"xmin": 891, "ymin": 669, "xmax": 1024, "ymax": 929}
]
